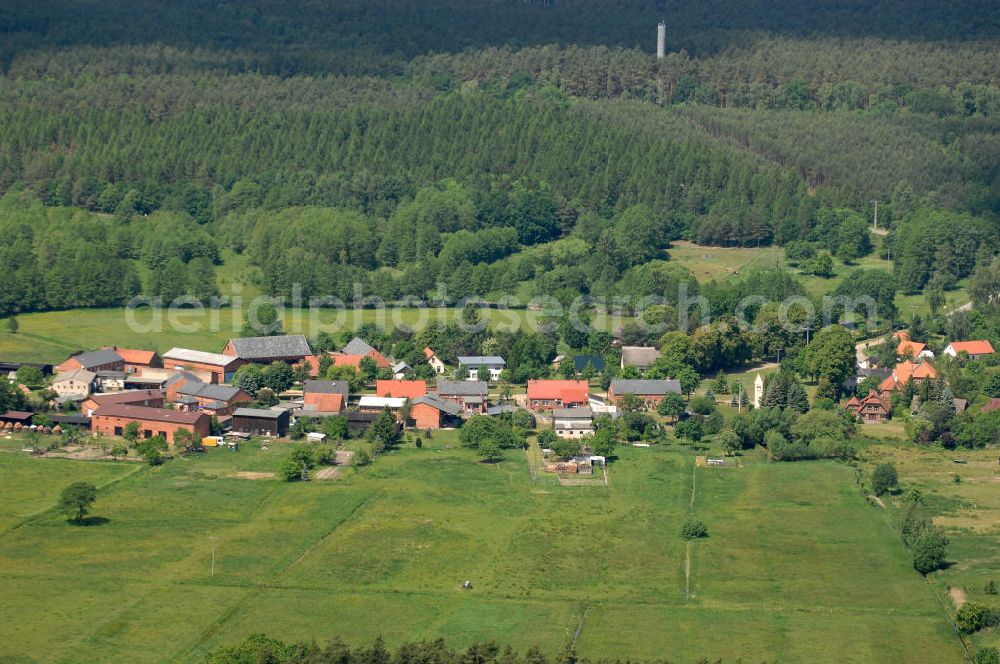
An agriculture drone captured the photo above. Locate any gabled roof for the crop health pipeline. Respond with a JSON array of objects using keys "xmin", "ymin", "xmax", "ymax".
[
  {"xmin": 947, "ymin": 340, "xmax": 995, "ymax": 356},
  {"xmin": 376, "ymin": 380, "xmax": 427, "ymax": 399},
  {"xmin": 413, "ymin": 393, "xmax": 462, "ymax": 416},
  {"xmin": 94, "ymin": 404, "xmax": 207, "ymax": 425},
  {"xmin": 176, "ymin": 381, "xmax": 245, "ymax": 402},
  {"xmin": 115, "ymin": 348, "xmax": 160, "ymax": 365},
  {"xmin": 897, "ymin": 338, "xmax": 927, "ymax": 358},
  {"xmin": 552, "ymin": 406, "xmax": 593, "ymax": 419},
  {"xmin": 392, "ymin": 361, "xmax": 410, "ymax": 373},
  {"xmin": 457, "ymin": 356, "xmax": 505, "ymax": 366},
  {"xmin": 303, "ymin": 380, "xmax": 349, "ymax": 395},
  {"xmin": 423, "ymin": 347, "xmax": 437, "ymax": 359},
  {"xmin": 437, "ymin": 379, "xmax": 489, "ymax": 397},
  {"xmin": 342, "ymin": 337, "xmax": 374, "ymax": 355},
  {"xmin": 86, "ymin": 389, "xmax": 164, "ymax": 407},
  {"xmin": 163, "ymin": 348, "xmax": 240, "ymax": 367},
  {"xmin": 54, "ymin": 368, "xmax": 96, "ymax": 384},
  {"xmin": 912, "ymin": 362, "xmax": 938, "ymax": 380},
  {"xmin": 620, "ymin": 346, "xmax": 661, "ymax": 367},
  {"xmin": 227, "ymin": 335, "xmax": 312, "ymax": 360},
  {"xmin": 69, "ymin": 349, "xmax": 123, "ymax": 369},
  {"xmin": 610, "ymin": 379, "xmax": 681, "ymax": 395},
  {"xmin": 527, "ymin": 380, "xmax": 589, "ymax": 403},
  {"xmin": 233, "ymin": 407, "xmax": 286, "ymax": 419}
]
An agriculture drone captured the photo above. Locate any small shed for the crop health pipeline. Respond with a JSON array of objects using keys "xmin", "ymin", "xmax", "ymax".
[
  {"xmin": 0, "ymin": 411, "xmax": 34, "ymax": 426},
  {"xmin": 306, "ymin": 432, "xmax": 327, "ymax": 443},
  {"xmin": 231, "ymin": 408, "xmax": 291, "ymax": 437}
]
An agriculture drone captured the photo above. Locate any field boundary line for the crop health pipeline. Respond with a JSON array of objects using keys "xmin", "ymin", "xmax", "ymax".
[
  {"xmin": 0, "ymin": 459, "xmax": 146, "ymax": 539},
  {"xmin": 170, "ymin": 490, "xmax": 379, "ymax": 663},
  {"xmin": 685, "ymin": 457, "xmax": 698, "ymax": 602},
  {"xmin": 570, "ymin": 603, "xmax": 590, "ymax": 647}
]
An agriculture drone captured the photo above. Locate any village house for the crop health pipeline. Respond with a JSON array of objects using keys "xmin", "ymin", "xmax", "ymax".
[
  {"xmin": 436, "ymin": 379, "xmax": 488, "ymax": 413},
  {"xmin": 51, "ymin": 368, "xmax": 96, "ymax": 398},
  {"xmin": 844, "ymin": 390, "xmax": 891, "ymax": 422},
  {"xmin": 943, "ymin": 340, "xmax": 995, "ymax": 360},
  {"xmin": 231, "ymin": 407, "xmax": 291, "ymax": 437},
  {"xmin": 223, "ymin": 335, "xmax": 313, "ymax": 365},
  {"xmin": 620, "ymin": 346, "xmax": 661, "ymax": 371},
  {"xmin": 526, "ymin": 379, "xmax": 589, "ymax": 411},
  {"xmin": 302, "ymin": 379, "xmax": 349, "ymax": 414},
  {"xmin": 552, "ymin": 406, "xmax": 595, "ymax": 438},
  {"xmin": 91, "ymin": 404, "xmax": 211, "ymax": 443},
  {"xmin": 424, "ymin": 347, "xmax": 447, "ymax": 374},
  {"xmin": 878, "ymin": 359, "xmax": 938, "ymax": 398},
  {"xmin": 457, "ymin": 356, "xmax": 505, "ymax": 381},
  {"xmin": 895, "ymin": 331, "xmax": 934, "ymax": 360},
  {"xmin": 392, "ymin": 361, "xmax": 411, "ymax": 379},
  {"xmin": 82, "ymin": 389, "xmax": 165, "ymax": 417},
  {"xmin": 163, "ymin": 348, "xmax": 242, "ymax": 383},
  {"xmin": 607, "ymin": 379, "xmax": 681, "ymax": 408},
  {"xmin": 410, "ymin": 393, "xmax": 462, "ymax": 429},
  {"xmin": 57, "ymin": 349, "xmax": 125, "ymax": 374}
]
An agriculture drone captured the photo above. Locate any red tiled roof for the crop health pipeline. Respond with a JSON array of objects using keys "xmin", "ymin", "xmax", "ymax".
[
  {"xmin": 897, "ymin": 339, "xmax": 926, "ymax": 357},
  {"xmin": 912, "ymin": 362, "xmax": 938, "ymax": 380},
  {"xmin": 949, "ymin": 340, "xmax": 995, "ymax": 356},
  {"xmin": 981, "ymin": 398, "xmax": 1000, "ymax": 414},
  {"xmin": 527, "ymin": 380, "xmax": 589, "ymax": 402},
  {"xmin": 115, "ymin": 348, "xmax": 159, "ymax": 365},
  {"xmin": 376, "ymin": 380, "xmax": 427, "ymax": 399}
]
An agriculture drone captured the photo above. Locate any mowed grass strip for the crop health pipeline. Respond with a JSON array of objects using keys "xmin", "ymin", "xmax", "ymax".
[{"xmin": 0, "ymin": 444, "xmax": 965, "ymax": 663}]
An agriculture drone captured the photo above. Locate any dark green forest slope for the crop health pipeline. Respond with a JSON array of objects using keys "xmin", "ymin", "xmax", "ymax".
[{"xmin": 0, "ymin": 0, "xmax": 998, "ymax": 316}]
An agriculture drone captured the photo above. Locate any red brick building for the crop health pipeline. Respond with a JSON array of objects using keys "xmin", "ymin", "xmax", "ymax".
[
  {"xmin": 607, "ymin": 379, "xmax": 681, "ymax": 408},
  {"xmin": 302, "ymin": 380, "xmax": 349, "ymax": 414},
  {"xmin": 109, "ymin": 348, "xmax": 162, "ymax": 374},
  {"xmin": 526, "ymin": 380, "xmax": 589, "ymax": 411},
  {"xmin": 91, "ymin": 404, "xmax": 211, "ymax": 443},
  {"xmin": 410, "ymin": 394, "xmax": 461, "ymax": 429},
  {"xmin": 83, "ymin": 389, "xmax": 165, "ymax": 417},
  {"xmin": 57, "ymin": 349, "xmax": 124, "ymax": 374},
  {"xmin": 163, "ymin": 348, "xmax": 242, "ymax": 383}
]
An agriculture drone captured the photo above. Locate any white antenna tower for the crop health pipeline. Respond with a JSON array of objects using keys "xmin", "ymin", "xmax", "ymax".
[{"xmin": 656, "ymin": 21, "xmax": 666, "ymax": 61}]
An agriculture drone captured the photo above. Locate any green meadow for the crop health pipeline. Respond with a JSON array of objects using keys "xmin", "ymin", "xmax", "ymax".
[{"xmin": 0, "ymin": 440, "xmax": 964, "ymax": 663}]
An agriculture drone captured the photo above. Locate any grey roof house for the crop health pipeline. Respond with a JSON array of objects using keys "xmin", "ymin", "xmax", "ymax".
[{"xmin": 224, "ymin": 335, "xmax": 312, "ymax": 362}]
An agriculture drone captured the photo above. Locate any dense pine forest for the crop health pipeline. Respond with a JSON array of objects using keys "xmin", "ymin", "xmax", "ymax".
[{"xmin": 0, "ymin": 0, "xmax": 998, "ymax": 316}]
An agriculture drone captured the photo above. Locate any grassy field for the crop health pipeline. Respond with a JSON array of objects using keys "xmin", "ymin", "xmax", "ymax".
[
  {"xmin": 0, "ymin": 437, "xmax": 966, "ymax": 663},
  {"xmin": 860, "ymin": 443, "xmax": 1000, "ymax": 655},
  {"xmin": 0, "ymin": 307, "xmax": 633, "ymax": 364}
]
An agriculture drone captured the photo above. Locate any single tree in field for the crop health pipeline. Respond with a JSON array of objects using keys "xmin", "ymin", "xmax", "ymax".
[
  {"xmin": 871, "ymin": 462, "xmax": 898, "ymax": 496},
  {"xmin": 110, "ymin": 443, "xmax": 128, "ymax": 460},
  {"xmin": 6, "ymin": 316, "xmax": 18, "ymax": 334},
  {"xmin": 719, "ymin": 430, "xmax": 741, "ymax": 456},
  {"xmin": 477, "ymin": 438, "xmax": 503, "ymax": 462},
  {"xmin": 59, "ymin": 481, "xmax": 97, "ymax": 523}
]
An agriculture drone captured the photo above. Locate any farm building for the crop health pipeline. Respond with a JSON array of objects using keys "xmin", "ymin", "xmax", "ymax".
[
  {"xmin": 111, "ymin": 348, "xmax": 163, "ymax": 374},
  {"xmin": 608, "ymin": 379, "xmax": 681, "ymax": 408},
  {"xmin": 0, "ymin": 411, "xmax": 34, "ymax": 426},
  {"xmin": 95, "ymin": 370, "xmax": 125, "ymax": 393},
  {"xmin": 436, "ymin": 379, "xmax": 488, "ymax": 413},
  {"xmin": 358, "ymin": 396, "xmax": 406, "ymax": 413},
  {"xmin": 163, "ymin": 348, "xmax": 242, "ymax": 383},
  {"xmin": 376, "ymin": 379, "xmax": 427, "ymax": 399},
  {"xmin": 56, "ymin": 349, "xmax": 125, "ymax": 374},
  {"xmin": 231, "ymin": 408, "xmax": 291, "ymax": 437},
  {"xmin": 410, "ymin": 393, "xmax": 462, "ymax": 429},
  {"xmin": 332, "ymin": 337, "xmax": 391, "ymax": 369},
  {"xmin": 620, "ymin": 346, "xmax": 660, "ymax": 370},
  {"xmin": 526, "ymin": 379, "xmax": 588, "ymax": 411},
  {"xmin": 302, "ymin": 380, "xmax": 349, "ymax": 414},
  {"xmin": 51, "ymin": 369, "xmax": 96, "ymax": 398},
  {"xmin": 82, "ymin": 389, "xmax": 165, "ymax": 417},
  {"xmin": 223, "ymin": 335, "xmax": 312, "ymax": 364},
  {"xmin": 392, "ymin": 361, "xmax": 411, "ymax": 379},
  {"xmin": 91, "ymin": 404, "xmax": 211, "ymax": 443},
  {"xmin": 552, "ymin": 407, "xmax": 594, "ymax": 438},
  {"xmin": 571, "ymin": 355, "xmax": 605, "ymax": 374},
  {"xmin": 173, "ymin": 381, "xmax": 251, "ymax": 415}
]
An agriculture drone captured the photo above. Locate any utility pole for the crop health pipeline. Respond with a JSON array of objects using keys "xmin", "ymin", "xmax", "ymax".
[{"xmin": 209, "ymin": 536, "xmax": 219, "ymax": 576}]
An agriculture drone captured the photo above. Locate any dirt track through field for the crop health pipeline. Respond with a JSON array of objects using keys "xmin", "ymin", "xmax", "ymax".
[{"xmin": 685, "ymin": 459, "xmax": 697, "ymax": 602}]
